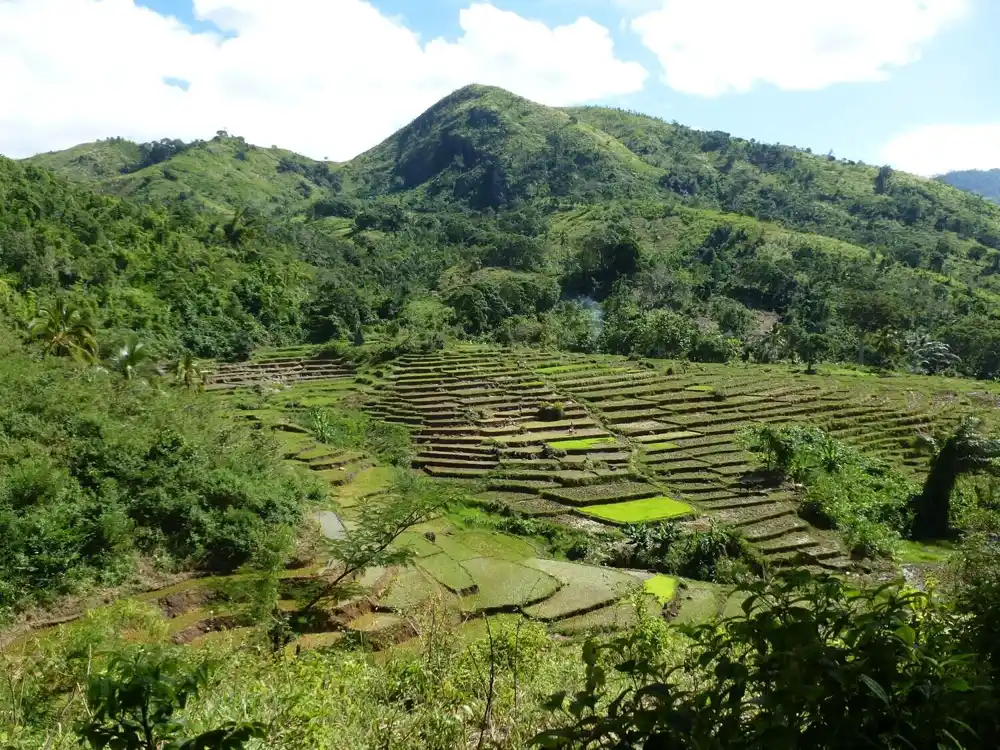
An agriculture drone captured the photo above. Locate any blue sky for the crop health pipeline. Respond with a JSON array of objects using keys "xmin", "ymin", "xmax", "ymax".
[{"xmin": 2, "ymin": 0, "xmax": 997, "ymax": 174}]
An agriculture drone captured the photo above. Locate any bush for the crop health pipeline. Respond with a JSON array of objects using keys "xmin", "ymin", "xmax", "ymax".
[
  {"xmin": 305, "ymin": 407, "xmax": 413, "ymax": 467},
  {"xmin": 690, "ymin": 333, "xmax": 742, "ymax": 363},
  {"xmin": 536, "ymin": 402, "xmax": 565, "ymax": 421},
  {"xmin": 740, "ymin": 424, "xmax": 915, "ymax": 558},
  {"xmin": 618, "ymin": 522, "xmax": 764, "ymax": 582},
  {"xmin": 538, "ymin": 571, "xmax": 1000, "ymax": 749},
  {"xmin": 0, "ymin": 344, "xmax": 320, "ymax": 619}
]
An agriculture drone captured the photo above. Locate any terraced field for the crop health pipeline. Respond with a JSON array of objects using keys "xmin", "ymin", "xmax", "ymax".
[
  {"xmin": 204, "ymin": 346, "xmax": 352, "ymax": 392},
  {"xmin": 369, "ymin": 346, "xmax": 999, "ymax": 572},
  {"xmin": 535, "ymin": 357, "xmax": 988, "ymax": 570},
  {"xmin": 368, "ymin": 348, "xmax": 692, "ymax": 527},
  {"xmin": 155, "ymin": 346, "xmax": 997, "ymax": 648},
  {"xmin": 192, "ymin": 351, "xmax": 672, "ymax": 646}
]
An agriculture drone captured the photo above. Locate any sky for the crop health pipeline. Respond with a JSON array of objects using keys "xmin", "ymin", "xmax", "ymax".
[{"xmin": 2, "ymin": 0, "xmax": 1000, "ymax": 175}]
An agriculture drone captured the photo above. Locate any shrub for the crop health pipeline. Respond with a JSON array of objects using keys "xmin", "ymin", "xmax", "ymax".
[
  {"xmin": 537, "ymin": 571, "xmax": 1000, "ymax": 749},
  {"xmin": 618, "ymin": 522, "xmax": 764, "ymax": 582},
  {"xmin": 536, "ymin": 402, "xmax": 565, "ymax": 421},
  {"xmin": 0, "ymin": 344, "xmax": 320, "ymax": 619},
  {"xmin": 305, "ymin": 407, "xmax": 413, "ymax": 467},
  {"xmin": 740, "ymin": 424, "xmax": 916, "ymax": 558}
]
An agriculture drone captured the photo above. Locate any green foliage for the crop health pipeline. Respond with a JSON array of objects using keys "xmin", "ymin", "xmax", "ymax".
[
  {"xmin": 0, "ymin": 342, "xmax": 320, "ymax": 618},
  {"xmin": 79, "ymin": 645, "xmax": 264, "ymax": 749},
  {"xmin": 618, "ymin": 521, "xmax": 763, "ymax": 583},
  {"xmin": 172, "ymin": 352, "xmax": 203, "ymax": 390},
  {"xmin": 536, "ymin": 402, "xmax": 566, "ymax": 421},
  {"xmin": 19, "ymin": 86, "xmax": 1000, "ymax": 375},
  {"xmin": 913, "ymin": 418, "xmax": 1000, "ymax": 540},
  {"xmin": 940, "ymin": 168, "xmax": 1000, "ymax": 204},
  {"xmin": 950, "ymin": 538, "xmax": 1000, "ymax": 682},
  {"xmin": 740, "ymin": 425, "xmax": 917, "ymax": 557},
  {"xmin": 305, "ymin": 407, "xmax": 413, "ymax": 467},
  {"xmin": 110, "ymin": 334, "xmax": 152, "ymax": 381},
  {"xmin": 29, "ymin": 297, "xmax": 98, "ymax": 361},
  {"xmin": 1, "ymin": 157, "xmax": 310, "ymax": 359},
  {"xmin": 536, "ymin": 571, "xmax": 1000, "ymax": 749},
  {"xmin": 299, "ymin": 473, "xmax": 456, "ymax": 612}
]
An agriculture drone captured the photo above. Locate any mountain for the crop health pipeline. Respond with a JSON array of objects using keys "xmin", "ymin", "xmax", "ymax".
[
  {"xmin": 344, "ymin": 85, "xmax": 661, "ymax": 208},
  {"xmin": 27, "ymin": 134, "xmax": 342, "ymax": 215},
  {"xmin": 10, "ymin": 85, "xmax": 1000, "ymax": 377},
  {"xmin": 28, "ymin": 85, "xmax": 1000, "ymax": 266},
  {"xmin": 938, "ymin": 169, "xmax": 1000, "ymax": 204}
]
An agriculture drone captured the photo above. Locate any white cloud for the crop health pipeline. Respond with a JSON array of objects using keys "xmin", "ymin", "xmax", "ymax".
[
  {"xmin": 883, "ymin": 124, "xmax": 1000, "ymax": 176},
  {"xmin": 0, "ymin": 0, "xmax": 647, "ymax": 160},
  {"xmin": 631, "ymin": 0, "xmax": 968, "ymax": 96}
]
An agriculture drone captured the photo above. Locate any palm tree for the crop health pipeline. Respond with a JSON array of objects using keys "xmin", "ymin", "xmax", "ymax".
[
  {"xmin": 173, "ymin": 352, "xmax": 203, "ymax": 390},
  {"xmin": 111, "ymin": 334, "xmax": 151, "ymax": 382},
  {"xmin": 912, "ymin": 418, "xmax": 1000, "ymax": 539},
  {"xmin": 29, "ymin": 298, "xmax": 98, "ymax": 362}
]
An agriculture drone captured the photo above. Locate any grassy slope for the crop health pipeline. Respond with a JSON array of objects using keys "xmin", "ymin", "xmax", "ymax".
[
  {"xmin": 315, "ymin": 84, "xmax": 660, "ymax": 205},
  {"xmin": 110, "ymin": 138, "xmax": 339, "ymax": 214},
  {"xmin": 26, "ymin": 139, "xmax": 141, "ymax": 183},
  {"xmin": 27, "ymin": 136, "xmax": 341, "ymax": 215}
]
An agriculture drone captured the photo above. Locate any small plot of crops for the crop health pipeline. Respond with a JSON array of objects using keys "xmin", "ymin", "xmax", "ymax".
[
  {"xmin": 547, "ymin": 436, "xmax": 619, "ymax": 451},
  {"xmin": 580, "ymin": 496, "xmax": 694, "ymax": 524},
  {"xmin": 380, "ymin": 568, "xmax": 446, "ymax": 610},
  {"xmin": 671, "ymin": 582, "xmax": 728, "ymax": 624},
  {"xmin": 416, "ymin": 554, "xmax": 476, "ymax": 594},
  {"xmin": 553, "ymin": 596, "xmax": 662, "ymax": 636},
  {"xmin": 523, "ymin": 559, "xmax": 643, "ymax": 620},
  {"xmin": 644, "ymin": 574, "xmax": 679, "ymax": 604},
  {"xmin": 459, "ymin": 558, "xmax": 561, "ymax": 613},
  {"xmin": 544, "ymin": 481, "xmax": 659, "ymax": 506}
]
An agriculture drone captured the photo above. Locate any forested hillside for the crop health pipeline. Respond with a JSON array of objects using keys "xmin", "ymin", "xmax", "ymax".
[
  {"xmin": 12, "ymin": 84, "xmax": 1000, "ymax": 378},
  {"xmin": 0, "ymin": 158, "xmax": 312, "ymax": 358},
  {"xmin": 940, "ymin": 168, "xmax": 1000, "ymax": 204}
]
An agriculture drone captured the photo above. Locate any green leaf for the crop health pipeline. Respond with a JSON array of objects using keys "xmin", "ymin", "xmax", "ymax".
[
  {"xmin": 895, "ymin": 624, "xmax": 916, "ymax": 646},
  {"xmin": 859, "ymin": 674, "xmax": 890, "ymax": 706}
]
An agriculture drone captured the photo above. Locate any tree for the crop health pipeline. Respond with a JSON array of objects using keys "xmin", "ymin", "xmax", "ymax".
[
  {"xmin": 905, "ymin": 333, "xmax": 961, "ymax": 375},
  {"xmin": 173, "ymin": 352, "xmax": 203, "ymax": 390},
  {"xmin": 78, "ymin": 645, "xmax": 264, "ymax": 749},
  {"xmin": 299, "ymin": 472, "xmax": 452, "ymax": 613},
  {"xmin": 633, "ymin": 309, "xmax": 696, "ymax": 359},
  {"xmin": 111, "ymin": 334, "xmax": 151, "ymax": 382},
  {"xmin": 874, "ymin": 164, "xmax": 895, "ymax": 195},
  {"xmin": 782, "ymin": 322, "xmax": 828, "ymax": 374},
  {"xmin": 572, "ymin": 221, "xmax": 642, "ymax": 298},
  {"xmin": 29, "ymin": 298, "xmax": 98, "ymax": 362},
  {"xmin": 912, "ymin": 418, "xmax": 1000, "ymax": 539}
]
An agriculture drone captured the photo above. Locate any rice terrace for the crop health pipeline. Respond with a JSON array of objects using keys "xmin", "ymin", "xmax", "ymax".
[{"xmin": 160, "ymin": 342, "xmax": 996, "ymax": 649}]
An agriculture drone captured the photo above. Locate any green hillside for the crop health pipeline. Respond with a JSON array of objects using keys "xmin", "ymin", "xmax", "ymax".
[
  {"xmin": 12, "ymin": 84, "xmax": 1000, "ymax": 378},
  {"xmin": 344, "ymin": 84, "xmax": 660, "ymax": 208},
  {"xmin": 0, "ymin": 157, "xmax": 310, "ymax": 357},
  {"xmin": 26, "ymin": 138, "xmax": 142, "ymax": 182},
  {"xmin": 940, "ymin": 168, "xmax": 1000, "ymax": 203},
  {"xmin": 28, "ymin": 134, "xmax": 343, "ymax": 215},
  {"xmin": 4, "ymin": 87, "xmax": 1000, "ymax": 750}
]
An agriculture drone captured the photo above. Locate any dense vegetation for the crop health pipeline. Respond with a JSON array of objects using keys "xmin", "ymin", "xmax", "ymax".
[
  {"xmin": 0, "ymin": 333, "xmax": 321, "ymax": 619},
  {"xmin": 3, "ymin": 550, "xmax": 999, "ymax": 748},
  {"xmin": 940, "ymin": 168, "xmax": 1000, "ymax": 204},
  {"xmin": 0, "ymin": 158, "xmax": 312, "ymax": 358}
]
